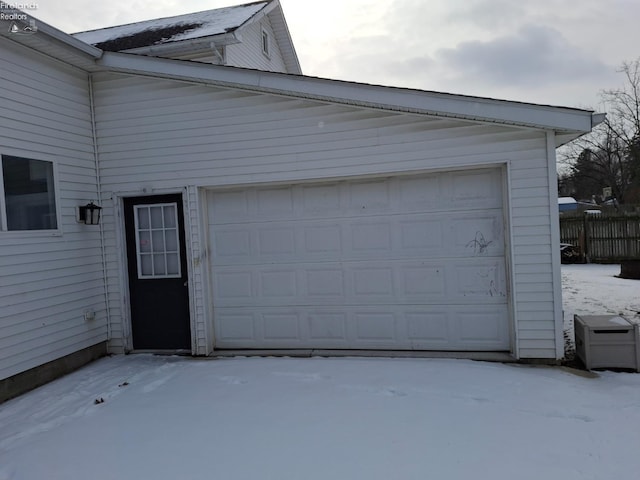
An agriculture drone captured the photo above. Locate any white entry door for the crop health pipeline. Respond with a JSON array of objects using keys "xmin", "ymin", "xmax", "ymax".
[{"xmin": 207, "ymin": 168, "xmax": 510, "ymax": 351}]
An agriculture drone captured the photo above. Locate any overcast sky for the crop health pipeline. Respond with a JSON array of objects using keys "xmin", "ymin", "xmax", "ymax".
[{"xmin": 31, "ymin": 0, "xmax": 640, "ymax": 111}]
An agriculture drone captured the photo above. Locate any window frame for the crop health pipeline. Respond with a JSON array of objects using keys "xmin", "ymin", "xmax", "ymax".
[
  {"xmin": 261, "ymin": 28, "xmax": 270, "ymax": 57},
  {"xmin": 0, "ymin": 153, "xmax": 63, "ymax": 236}
]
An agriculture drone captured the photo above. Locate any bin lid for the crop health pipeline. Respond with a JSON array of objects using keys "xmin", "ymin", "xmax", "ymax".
[{"xmin": 575, "ymin": 315, "xmax": 632, "ymax": 329}]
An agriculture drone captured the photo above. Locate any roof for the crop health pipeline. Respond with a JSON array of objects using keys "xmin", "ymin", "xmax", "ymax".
[
  {"xmin": 558, "ymin": 197, "xmax": 577, "ymax": 204},
  {"xmin": 72, "ymin": 2, "xmax": 270, "ymax": 51},
  {"xmin": 0, "ymin": 7, "xmax": 601, "ymax": 144}
]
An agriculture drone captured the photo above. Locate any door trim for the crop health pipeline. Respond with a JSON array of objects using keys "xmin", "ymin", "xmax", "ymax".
[{"xmin": 118, "ymin": 190, "xmax": 196, "ymax": 354}]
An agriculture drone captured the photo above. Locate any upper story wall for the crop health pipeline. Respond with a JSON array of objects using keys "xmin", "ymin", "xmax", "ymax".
[
  {"xmin": 226, "ymin": 16, "xmax": 288, "ymax": 73},
  {"xmin": 0, "ymin": 37, "xmax": 108, "ymax": 381},
  {"xmin": 131, "ymin": 16, "xmax": 290, "ymax": 73}
]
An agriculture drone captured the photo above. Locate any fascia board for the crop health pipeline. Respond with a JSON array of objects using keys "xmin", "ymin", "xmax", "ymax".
[
  {"xmin": 35, "ymin": 20, "xmax": 103, "ymax": 57},
  {"xmin": 0, "ymin": 8, "xmax": 102, "ymax": 59},
  {"xmin": 97, "ymin": 52, "xmax": 597, "ymax": 134},
  {"xmin": 265, "ymin": 3, "xmax": 302, "ymax": 74}
]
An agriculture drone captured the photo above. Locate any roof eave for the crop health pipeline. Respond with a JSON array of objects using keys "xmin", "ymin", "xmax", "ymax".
[
  {"xmin": 31, "ymin": 16, "xmax": 103, "ymax": 58},
  {"xmin": 96, "ymin": 52, "xmax": 598, "ymax": 134}
]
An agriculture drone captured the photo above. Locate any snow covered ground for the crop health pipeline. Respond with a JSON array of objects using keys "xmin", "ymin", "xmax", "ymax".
[
  {"xmin": 562, "ymin": 263, "xmax": 640, "ymax": 357},
  {"xmin": 0, "ymin": 265, "xmax": 638, "ymax": 480}
]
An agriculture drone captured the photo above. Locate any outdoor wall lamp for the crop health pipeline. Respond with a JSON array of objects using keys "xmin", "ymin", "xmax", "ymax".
[{"xmin": 78, "ymin": 202, "xmax": 102, "ymax": 225}]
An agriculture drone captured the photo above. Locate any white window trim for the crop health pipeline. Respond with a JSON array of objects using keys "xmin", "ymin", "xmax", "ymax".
[{"xmin": 0, "ymin": 154, "xmax": 63, "ymax": 236}]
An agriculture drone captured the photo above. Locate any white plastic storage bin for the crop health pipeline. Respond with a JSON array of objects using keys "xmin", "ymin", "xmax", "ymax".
[{"xmin": 574, "ymin": 315, "xmax": 640, "ymax": 371}]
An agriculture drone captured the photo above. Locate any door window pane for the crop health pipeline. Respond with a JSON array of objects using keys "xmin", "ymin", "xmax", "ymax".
[
  {"xmin": 165, "ymin": 229, "xmax": 178, "ymax": 251},
  {"xmin": 2, "ymin": 156, "xmax": 57, "ymax": 230},
  {"xmin": 150, "ymin": 207, "xmax": 163, "ymax": 228},
  {"xmin": 166, "ymin": 253, "xmax": 180, "ymax": 275},
  {"xmin": 153, "ymin": 254, "xmax": 166, "ymax": 275},
  {"xmin": 140, "ymin": 254, "xmax": 153, "ymax": 276},
  {"xmin": 152, "ymin": 230, "xmax": 165, "ymax": 252},
  {"xmin": 134, "ymin": 203, "xmax": 182, "ymax": 279},
  {"xmin": 163, "ymin": 206, "xmax": 176, "ymax": 228},
  {"xmin": 139, "ymin": 231, "xmax": 151, "ymax": 253}
]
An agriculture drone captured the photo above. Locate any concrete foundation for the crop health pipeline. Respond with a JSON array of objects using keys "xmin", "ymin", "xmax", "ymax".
[{"xmin": 0, "ymin": 342, "xmax": 107, "ymax": 404}]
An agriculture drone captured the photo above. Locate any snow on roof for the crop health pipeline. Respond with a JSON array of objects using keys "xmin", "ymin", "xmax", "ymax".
[
  {"xmin": 72, "ymin": 1, "xmax": 269, "ymax": 51},
  {"xmin": 558, "ymin": 197, "xmax": 577, "ymax": 204}
]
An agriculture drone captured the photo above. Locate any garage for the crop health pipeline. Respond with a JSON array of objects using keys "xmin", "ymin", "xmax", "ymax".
[{"xmin": 207, "ymin": 167, "xmax": 510, "ymax": 351}]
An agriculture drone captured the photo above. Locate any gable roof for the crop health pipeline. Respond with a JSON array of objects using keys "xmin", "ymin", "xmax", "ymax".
[
  {"xmin": 69, "ymin": 0, "xmax": 301, "ymax": 74},
  {"xmin": 72, "ymin": 1, "xmax": 270, "ymax": 52}
]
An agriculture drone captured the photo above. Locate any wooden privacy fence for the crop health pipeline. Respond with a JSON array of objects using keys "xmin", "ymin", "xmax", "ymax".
[{"xmin": 559, "ymin": 214, "xmax": 640, "ymax": 262}]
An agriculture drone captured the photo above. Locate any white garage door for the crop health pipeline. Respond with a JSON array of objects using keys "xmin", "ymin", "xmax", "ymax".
[{"xmin": 207, "ymin": 168, "xmax": 510, "ymax": 351}]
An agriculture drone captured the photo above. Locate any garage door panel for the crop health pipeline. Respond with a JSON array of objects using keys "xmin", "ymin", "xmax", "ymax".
[
  {"xmin": 457, "ymin": 311, "xmax": 508, "ymax": 344},
  {"xmin": 406, "ymin": 311, "xmax": 450, "ymax": 344},
  {"xmin": 448, "ymin": 169, "xmax": 503, "ymax": 208},
  {"xmin": 302, "ymin": 184, "xmax": 341, "ymax": 212},
  {"xmin": 398, "ymin": 175, "xmax": 441, "ymax": 207},
  {"xmin": 308, "ymin": 312, "xmax": 348, "ymax": 341},
  {"xmin": 355, "ymin": 312, "xmax": 398, "ymax": 342},
  {"xmin": 450, "ymin": 261, "xmax": 508, "ymax": 300},
  {"xmin": 208, "ymin": 190, "xmax": 251, "ymax": 223},
  {"xmin": 209, "ymin": 171, "xmax": 504, "ymax": 227},
  {"xmin": 351, "ymin": 221, "xmax": 393, "ymax": 253},
  {"xmin": 213, "ymin": 305, "xmax": 509, "ymax": 350},
  {"xmin": 213, "ymin": 258, "xmax": 507, "ymax": 307},
  {"xmin": 212, "ymin": 229, "xmax": 251, "ymax": 260},
  {"xmin": 401, "ymin": 265, "xmax": 446, "ymax": 296},
  {"xmin": 449, "ymin": 216, "xmax": 504, "ymax": 255},
  {"xmin": 399, "ymin": 219, "xmax": 444, "ymax": 250},
  {"xmin": 259, "ymin": 270, "xmax": 298, "ymax": 298},
  {"xmin": 216, "ymin": 312, "xmax": 255, "ymax": 342},
  {"xmin": 208, "ymin": 168, "xmax": 510, "ymax": 351},
  {"xmin": 348, "ymin": 179, "xmax": 393, "ymax": 211},
  {"xmin": 257, "ymin": 226, "xmax": 296, "ymax": 255},
  {"xmin": 262, "ymin": 313, "xmax": 301, "ymax": 341},
  {"xmin": 304, "ymin": 224, "xmax": 342, "ymax": 253},
  {"xmin": 210, "ymin": 211, "xmax": 504, "ymax": 266},
  {"xmin": 256, "ymin": 187, "xmax": 295, "ymax": 216},
  {"xmin": 306, "ymin": 268, "xmax": 345, "ymax": 297}
]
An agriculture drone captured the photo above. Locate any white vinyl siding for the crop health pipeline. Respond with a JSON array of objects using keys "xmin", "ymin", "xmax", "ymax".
[
  {"xmin": 93, "ymin": 72, "xmax": 559, "ymax": 358},
  {"xmin": 226, "ymin": 19, "xmax": 287, "ymax": 73},
  {"xmin": 0, "ymin": 37, "xmax": 107, "ymax": 381}
]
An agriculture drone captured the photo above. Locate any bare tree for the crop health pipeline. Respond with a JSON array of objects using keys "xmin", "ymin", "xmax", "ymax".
[{"xmin": 563, "ymin": 59, "xmax": 640, "ymax": 203}]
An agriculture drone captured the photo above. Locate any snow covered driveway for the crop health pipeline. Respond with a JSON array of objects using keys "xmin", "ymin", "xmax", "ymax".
[
  {"xmin": 1, "ymin": 354, "xmax": 640, "ymax": 480},
  {"xmin": 1, "ymin": 263, "xmax": 639, "ymax": 480}
]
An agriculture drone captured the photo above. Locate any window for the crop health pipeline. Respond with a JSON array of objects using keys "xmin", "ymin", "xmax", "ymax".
[
  {"xmin": 134, "ymin": 203, "xmax": 181, "ymax": 279},
  {"xmin": 261, "ymin": 29, "xmax": 270, "ymax": 57},
  {"xmin": 0, "ymin": 155, "xmax": 58, "ymax": 231}
]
